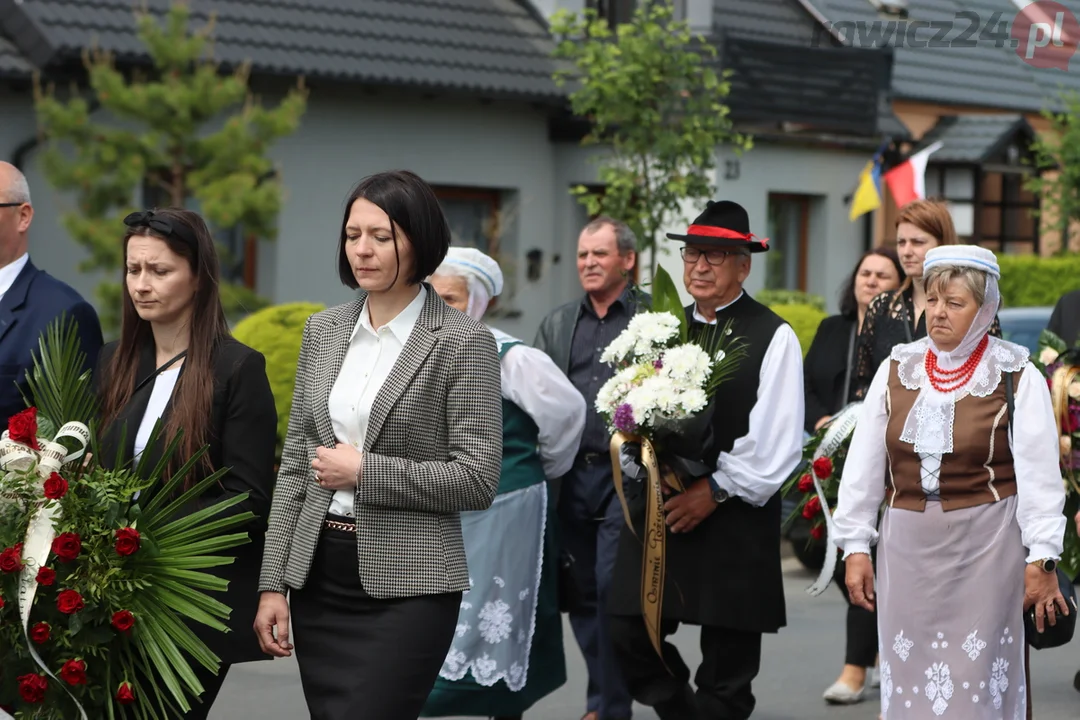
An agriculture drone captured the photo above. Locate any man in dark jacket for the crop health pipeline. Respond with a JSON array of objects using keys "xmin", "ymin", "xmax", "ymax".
[
  {"xmin": 0, "ymin": 161, "xmax": 103, "ymax": 429},
  {"xmin": 533, "ymin": 216, "xmax": 645, "ymax": 720},
  {"xmin": 1048, "ymin": 289, "xmax": 1080, "ymax": 348}
]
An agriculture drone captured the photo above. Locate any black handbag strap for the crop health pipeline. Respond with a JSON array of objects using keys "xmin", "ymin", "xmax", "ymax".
[
  {"xmin": 840, "ymin": 323, "xmax": 857, "ymax": 408},
  {"xmin": 132, "ymin": 351, "xmax": 187, "ymax": 395},
  {"xmin": 1005, "ymin": 371, "xmax": 1015, "ymax": 444}
]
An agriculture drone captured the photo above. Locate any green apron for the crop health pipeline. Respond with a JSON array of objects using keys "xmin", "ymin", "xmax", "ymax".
[{"xmin": 421, "ymin": 339, "xmax": 566, "ymax": 717}]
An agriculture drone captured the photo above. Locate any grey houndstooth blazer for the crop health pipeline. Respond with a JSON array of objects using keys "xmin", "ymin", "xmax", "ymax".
[{"xmin": 258, "ymin": 286, "xmax": 502, "ymax": 598}]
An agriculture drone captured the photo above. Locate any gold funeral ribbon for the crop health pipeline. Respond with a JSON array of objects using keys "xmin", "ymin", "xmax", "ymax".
[
  {"xmin": 1050, "ymin": 365, "xmax": 1080, "ymax": 495},
  {"xmin": 610, "ymin": 432, "xmax": 685, "ymax": 662}
]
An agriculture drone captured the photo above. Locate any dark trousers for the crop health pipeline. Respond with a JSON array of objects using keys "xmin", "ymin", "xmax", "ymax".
[
  {"xmin": 560, "ymin": 459, "xmax": 633, "ymax": 719},
  {"xmin": 290, "ymin": 524, "xmax": 462, "ymax": 720},
  {"xmin": 183, "ymin": 664, "xmax": 229, "ymax": 720},
  {"xmin": 610, "ymin": 615, "xmax": 761, "ymax": 720},
  {"xmin": 833, "ymin": 553, "xmax": 878, "ymax": 668}
]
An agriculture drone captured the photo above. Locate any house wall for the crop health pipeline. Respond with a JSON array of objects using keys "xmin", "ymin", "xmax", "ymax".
[
  {"xmin": 1, "ymin": 83, "xmax": 573, "ymax": 342},
  {"xmin": 265, "ymin": 88, "xmax": 564, "ymax": 342},
  {"xmin": 0, "ymin": 85, "xmax": 108, "ymax": 305},
  {"xmin": 552, "ymin": 139, "xmax": 870, "ymax": 314}
]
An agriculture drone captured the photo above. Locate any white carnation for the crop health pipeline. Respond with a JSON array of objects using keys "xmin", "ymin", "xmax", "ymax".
[
  {"xmin": 679, "ymin": 387, "xmax": 708, "ymax": 415},
  {"xmin": 1040, "ymin": 347, "xmax": 1061, "ymax": 366},
  {"xmin": 659, "ymin": 344, "xmax": 711, "ymax": 388},
  {"xmin": 600, "ymin": 331, "xmax": 637, "ymax": 365},
  {"xmin": 625, "ymin": 312, "xmax": 681, "ymax": 359}
]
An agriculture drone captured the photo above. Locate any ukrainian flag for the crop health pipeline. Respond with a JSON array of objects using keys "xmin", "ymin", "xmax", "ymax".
[{"xmin": 849, "ymin": 142, "xmax": 887, "ymax": 221}]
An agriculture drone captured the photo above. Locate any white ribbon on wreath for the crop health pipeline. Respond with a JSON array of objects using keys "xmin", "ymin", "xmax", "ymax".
[
  {"xmin": 805, "ymin": 402, "xmax": 861, "ymax": 597},
  {"xmin": 0, "ymin": 421, "xmax": 91, "ymax": 720}
]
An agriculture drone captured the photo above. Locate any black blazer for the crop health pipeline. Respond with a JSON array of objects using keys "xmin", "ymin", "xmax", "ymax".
[
  {"xmin": 803, "ymin": 314, "xmax": 858, "ymax": 435},
  {"xmin": 1049, "ymin": 290, "xmax": 1080, "ymax": 347},
  {"xmin": 96, "ymin": 337, "xmax": 277, "ymax": 665}
]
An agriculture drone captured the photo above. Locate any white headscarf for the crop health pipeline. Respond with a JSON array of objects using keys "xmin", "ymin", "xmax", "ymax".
[
  {"xmin": 894, "ymin": 244, "xmax": 1025, "ymax": 454},
  {"xmin": 431, "ymin": 247, "xmax": 504, "ymax": 321}
]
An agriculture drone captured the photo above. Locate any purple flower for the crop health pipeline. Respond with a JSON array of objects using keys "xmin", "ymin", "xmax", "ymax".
[
  {"xmin": 653, "ymin": 357, "xmax": 664, "ymax": 370},
  {"xmin": 614, "ymin": 403, "xmax": 636, "ymax": 433}
]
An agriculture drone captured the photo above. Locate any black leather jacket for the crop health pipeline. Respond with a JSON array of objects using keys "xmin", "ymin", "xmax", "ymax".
[{"xmin": 532, "ymin": 288, "xmax": 651, "ymax": 372}]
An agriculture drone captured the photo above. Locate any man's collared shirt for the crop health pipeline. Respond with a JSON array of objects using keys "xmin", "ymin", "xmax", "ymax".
[
  {"xmin": 0, "ymin": 253, "xmax": 29, "ymax": 306},
  {"xmin": 567, "ymin": 285, "xmax": 636, "ymax": 456}
]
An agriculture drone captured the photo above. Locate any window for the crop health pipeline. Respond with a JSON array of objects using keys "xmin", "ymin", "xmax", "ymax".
[
  {"xmin": 433, "ymin": 187, "xmax": 502, "ymax": 256},
  {"xmin": 765, "ymin": 194, "xmax": 810, "ymax": 291},
  {"xmin": 587, "ymin": 0, "xmax": 637, "ymax": 26},
  {"xmin": 924, "ymin": 165, "xmax": 1039, "ymax": 254}
]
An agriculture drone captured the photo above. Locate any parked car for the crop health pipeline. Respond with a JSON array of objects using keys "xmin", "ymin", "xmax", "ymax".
[{"xmin": 998, "ymin": 306, "xmax": 1053, "ymax": 354}]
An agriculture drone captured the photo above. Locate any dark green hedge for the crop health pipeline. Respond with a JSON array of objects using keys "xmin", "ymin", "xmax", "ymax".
[{"xmin": 997, "ymin": 254, "xmax": 1080, "ymax": 307}]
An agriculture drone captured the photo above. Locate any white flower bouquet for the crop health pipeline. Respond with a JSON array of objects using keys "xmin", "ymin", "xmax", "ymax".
[{"xmin": 595, "ymin": 267, "xmax": 746, "ymax": 472}]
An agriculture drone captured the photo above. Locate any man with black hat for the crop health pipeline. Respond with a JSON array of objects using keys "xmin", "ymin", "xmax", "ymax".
[{"xmin": 608, "ymin": 201, "xmax": 805, "ymax": 720}]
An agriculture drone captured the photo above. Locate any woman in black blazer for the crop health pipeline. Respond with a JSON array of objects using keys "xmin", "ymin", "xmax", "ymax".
[
  {"xmin": 96, "ymin": 208, "xmax": 277, "ymax": 719},
  {"xmin": 803, "ymin": 246, "xmax": 901, "ymax": 706}
]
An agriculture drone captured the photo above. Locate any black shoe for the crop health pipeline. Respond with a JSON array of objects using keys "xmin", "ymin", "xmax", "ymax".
[
  {"xmin": 654, "ymin": 684, "xmax": 699, "ymax": 720},
  {"xmin": 1074, "ymin": 669, "xmax": 1080, "ymax": 693}
]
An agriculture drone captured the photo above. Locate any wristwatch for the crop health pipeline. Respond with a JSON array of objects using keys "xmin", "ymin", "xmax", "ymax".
[
  {"xmin": 1031, "ymin": 558, "xmax": 1058, "ymax": 573},
  {"xmin": 711, "ymin": 486, "xmax": 729, "ymax": 504}
]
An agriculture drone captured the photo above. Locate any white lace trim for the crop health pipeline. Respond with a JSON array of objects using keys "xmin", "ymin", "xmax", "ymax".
[
  {"xmin": 438, "ymin": 484, "xmax": 548, "ymax": 691},
  {"xmin": 891, "ymin": 337, "xmax": 1028, "ymax": 454}
]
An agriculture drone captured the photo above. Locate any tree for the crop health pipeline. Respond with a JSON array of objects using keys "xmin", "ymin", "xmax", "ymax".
[
  {"xmin": 34, "ymin": 1, "xmax": 308, "ymax": 330},
  {"xmin": 1026, "ymin": 92, "xmax": 1080, "ymax": 255},
  {"xmin": 550, "ymin": 1, "xmax": 751, "ymax": 276}
]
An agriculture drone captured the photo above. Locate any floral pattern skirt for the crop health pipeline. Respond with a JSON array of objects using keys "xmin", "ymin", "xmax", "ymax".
[{"xmin": 877, "ymin": 496, "xmax": 1027, "ymax": 719}]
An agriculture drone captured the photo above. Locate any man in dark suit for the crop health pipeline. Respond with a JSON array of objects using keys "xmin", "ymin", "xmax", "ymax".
[
  {"xmin": 0, "ymin": 161, "xmax": 103, "ymax": 428},
  {"xmin": 534, "ymin": 216, "xmax": 643, "ymax": 720},
  {"xmin": 1048, "ymin": 289, "xmax": 1080, "ymax": 347}
]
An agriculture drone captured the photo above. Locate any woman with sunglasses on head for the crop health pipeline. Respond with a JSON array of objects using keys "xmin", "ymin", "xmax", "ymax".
[
  {"xmin": 254, "ymin": 170, "xmax": 503, "ymax": 720},
  {"xmin": 96, "ymin": 208, "xmax": 278, "ymax": 719}
]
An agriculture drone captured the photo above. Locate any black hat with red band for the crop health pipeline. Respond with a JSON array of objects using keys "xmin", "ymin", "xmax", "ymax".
[{"xmin": 666, "ymin": 200, "xmax": 769, "ymax": 253}]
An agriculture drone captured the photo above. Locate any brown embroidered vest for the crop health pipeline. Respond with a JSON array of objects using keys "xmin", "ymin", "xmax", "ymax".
[{"xmin": 885, "ymin": 362, "xmax": 1020, "ymax": 512}]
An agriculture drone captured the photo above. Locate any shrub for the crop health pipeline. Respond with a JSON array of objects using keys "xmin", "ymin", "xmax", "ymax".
[
  {"xmin": 233, "ymin": 302, "xmax": 325, "ymax": 458},
  {"xmin": 768, "ymin": 303, "xmax": 827, "ymax": 358},
  {"xmin": 756, "ymin": 289, "xmax": 826, "ymax": 312},
  {"xmin": 996, "ymin": 254, "xmax": 1080, "ymax": 307}
]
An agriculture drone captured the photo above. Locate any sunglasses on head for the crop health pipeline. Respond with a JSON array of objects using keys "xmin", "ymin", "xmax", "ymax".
[{"xmin": 123, "ymin": 210, "xmax": 198, "ymax": 248}]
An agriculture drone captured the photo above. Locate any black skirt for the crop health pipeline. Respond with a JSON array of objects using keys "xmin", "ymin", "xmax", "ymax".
[{"xmin": 289, "ymin": 519, "xmax": 462, "ymax": 720}]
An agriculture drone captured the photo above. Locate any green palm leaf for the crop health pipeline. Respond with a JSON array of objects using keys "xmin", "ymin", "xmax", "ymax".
[{"xmin": 23, "ymin": 313, "xmax": 99, "ymax": 430}]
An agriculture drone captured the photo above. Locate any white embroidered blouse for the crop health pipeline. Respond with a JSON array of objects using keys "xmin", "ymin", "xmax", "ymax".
[{"xmin": 834, "ymin": 337, "xmax": 1067, "ymax": 564}]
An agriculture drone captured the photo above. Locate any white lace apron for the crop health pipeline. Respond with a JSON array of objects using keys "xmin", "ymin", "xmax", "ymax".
[{"xmin": 438, "ymin": 483, "xmax": 547, "ymax": 691}]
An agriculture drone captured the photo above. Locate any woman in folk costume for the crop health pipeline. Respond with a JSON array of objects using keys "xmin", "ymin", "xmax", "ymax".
[
  {"xmin": 833, "ymin": 245, "xmax": 1069, "ymax": 719},
  {"xmin": 424, "ymin": 247, "xmax": 587, "ymax": 720}
]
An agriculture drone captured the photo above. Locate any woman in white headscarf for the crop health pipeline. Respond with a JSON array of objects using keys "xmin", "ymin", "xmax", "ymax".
[
  {"xmin": 833, "ymin": 245, "xmax": 1069, "ymax": 719},
  {"xmin": 422, "ymin": 248, "xmax": 587, "ymax": 720}
]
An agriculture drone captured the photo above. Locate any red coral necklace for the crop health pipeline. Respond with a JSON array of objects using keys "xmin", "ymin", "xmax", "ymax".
[{"xmin": 924, "ymin": 334, "xmax": 989, "ymax": 393}]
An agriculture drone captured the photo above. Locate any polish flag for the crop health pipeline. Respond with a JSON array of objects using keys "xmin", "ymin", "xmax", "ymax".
[{"xmin": 883, "ymin": 141, "xmax": 944, "ymax": 208}]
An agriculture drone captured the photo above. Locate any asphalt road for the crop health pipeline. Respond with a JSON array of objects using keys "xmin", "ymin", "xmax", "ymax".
[{"xmin": 208, "ymin": 557, "xmax": 1080, "ymax": 719}]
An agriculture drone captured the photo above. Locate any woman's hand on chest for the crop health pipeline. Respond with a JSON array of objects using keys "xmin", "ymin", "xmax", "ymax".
[{"xmin": 312, "ymin": 443, "xmax": 363, "ymax": 491}]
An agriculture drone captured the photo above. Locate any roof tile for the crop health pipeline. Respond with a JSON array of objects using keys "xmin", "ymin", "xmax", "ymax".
[{"xmin": 0, "ymin": 0, "xmax": 561, "ymax": 99}]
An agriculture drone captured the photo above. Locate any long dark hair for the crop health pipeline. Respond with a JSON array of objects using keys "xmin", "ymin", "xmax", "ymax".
[
  {"xmin": 100, "ymin": 208, "xmax": 229, "ymax": 485},
  {"xmin": 838, "ymin": 246, "xmax": 904, "ymax": 319}
]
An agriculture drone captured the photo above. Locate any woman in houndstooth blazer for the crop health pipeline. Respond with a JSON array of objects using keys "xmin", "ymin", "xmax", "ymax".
[{"xmin": 254, "ymin": 171, "xmax": 503, "ymax": 720}]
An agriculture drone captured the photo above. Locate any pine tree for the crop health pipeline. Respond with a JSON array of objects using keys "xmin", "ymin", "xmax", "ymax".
[
  {"xmin": 550, "ymin": 1, "xmax": 751, "ymax": 276},
  {"xmin": 34, "ymin": 2, "xmax": 308, "ymax": 330}
]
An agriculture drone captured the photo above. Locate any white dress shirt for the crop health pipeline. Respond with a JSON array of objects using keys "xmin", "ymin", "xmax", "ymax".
[
  {"xmin": 833, "ymin": 360, "xmax": 1067, "ymax": 563},
  {"xmin": 327, "ymin": 287, "xmax": 427, "ymax": 517},
  {"xmin": 0, "ymin": 253, "xmax": 29, "ymax": 305},
  {"xmin": 491, "ymin": 327, "xmax": 585, "ymax": 479},
  {"xmin": 692, "ymin": 295, "xmax": 806, "ymax": 506},
  {"xmin": 133, "ymin": 367, "xmax": 181, "ymax": 461}
]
